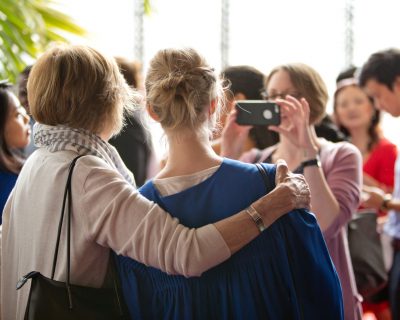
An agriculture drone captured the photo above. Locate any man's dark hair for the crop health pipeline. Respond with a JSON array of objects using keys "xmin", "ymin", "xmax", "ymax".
[
  {"xmin": 359, "ymin": 48, "xmax": 400, "ymax": 90},
  {"xmin": 221, "ymin": 65, "xmax": 265, "ymax": 100}
]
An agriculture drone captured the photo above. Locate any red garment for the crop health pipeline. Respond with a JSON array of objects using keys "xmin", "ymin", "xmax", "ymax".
[
  {"xmin": 363, "ymin": 138, "xmax": 397, "ymax": 191},
  {"xmin": 362, "ymin": 300, "xmax": 390, "ymax": 316},
  {"xmin": 362, "ymin": 138, "xmax": 397, "ymax": 217}
]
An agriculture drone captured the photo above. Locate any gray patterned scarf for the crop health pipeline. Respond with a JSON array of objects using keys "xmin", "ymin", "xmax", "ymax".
[{"xmin": 33, "ymin": 123, "xmax": 136, "ymax": 187}]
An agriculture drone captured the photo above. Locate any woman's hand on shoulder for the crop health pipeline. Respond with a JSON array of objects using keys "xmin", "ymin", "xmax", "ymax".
[
  {"xmin": 274, "ymin": 159, "xmax": 311, "ymax": 210},
  {"xmin": 253, "ymin": 159, "xmax": 311, "ymax": 226}
]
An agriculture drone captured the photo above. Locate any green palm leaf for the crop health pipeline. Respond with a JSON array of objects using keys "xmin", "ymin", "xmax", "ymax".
[
  {"xmin": 0, "ymin": 0, "xmax": 86, "ymax": 83},
  {"xmin": 0, "ymin": 0, "xmax": 153, "ymax": 83}
]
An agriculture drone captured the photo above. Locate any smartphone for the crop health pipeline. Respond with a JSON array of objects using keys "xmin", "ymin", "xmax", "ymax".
[{"xmin": 235, "ymin": 100, "xmax": 280, "ymax": 126}]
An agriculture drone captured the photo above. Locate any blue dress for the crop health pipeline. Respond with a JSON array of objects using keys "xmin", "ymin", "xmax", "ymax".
[
  {"xmin": 116, "ymin": 158, "xmax": 343, "ymax": 320},
  {"xmin": 0, "ymin": 170, "xmax": 17, "ymax": 224}
]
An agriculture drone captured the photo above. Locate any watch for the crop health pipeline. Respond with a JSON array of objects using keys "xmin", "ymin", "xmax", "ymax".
[
  {"xmin": 301, "ymin": 156, "xmax": 321, "ymax": 168},
  {"xmin": 381, "ymin": 194, "xmax": 392, "ymax": 210}
]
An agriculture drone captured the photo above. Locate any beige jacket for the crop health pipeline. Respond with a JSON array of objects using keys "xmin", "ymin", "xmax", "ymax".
[{"xmin": 0, "ymin": 149, "xmax": 230, "ymax": 319}]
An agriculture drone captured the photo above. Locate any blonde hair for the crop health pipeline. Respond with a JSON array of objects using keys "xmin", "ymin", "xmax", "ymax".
[
  {"xmin": 28, "ymin": 45, "xmax": 135, "ymax": 135},
  {"xmin": 145, "ymin": 48, "xmax": 223, "ymax": 131},
  {"xmin": 266, "ymin": 63, "xmax": 328, "ymax": 124}
]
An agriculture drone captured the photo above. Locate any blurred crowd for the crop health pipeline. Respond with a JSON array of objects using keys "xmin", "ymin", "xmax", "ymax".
[{"xmin": 1, "ymin": 45, "xmax": 400, "ymax": 320}]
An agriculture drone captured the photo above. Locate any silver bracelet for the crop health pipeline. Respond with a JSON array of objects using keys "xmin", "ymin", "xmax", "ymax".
[{"xmin": 246, "ymin": 205, "xmax": 266, "ymax": 233}]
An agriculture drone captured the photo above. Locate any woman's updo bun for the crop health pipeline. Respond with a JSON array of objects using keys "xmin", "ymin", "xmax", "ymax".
[{"xmin": 145, "ymin": 48, "xmax": 222, "ymax": 130}]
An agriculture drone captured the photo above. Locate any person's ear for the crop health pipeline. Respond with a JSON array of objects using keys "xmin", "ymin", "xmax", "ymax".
[
  {"xmin": 209, "ymin": 98, "xmax": 217, "ymax": 116},
  {"xmin": 146, "ymin": 104, "xmax": 160, "ymax": 122}
]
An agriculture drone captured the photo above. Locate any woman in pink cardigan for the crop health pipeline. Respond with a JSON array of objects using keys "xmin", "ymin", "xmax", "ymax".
[{"xmin": 222, "ymin": 63, "xmax": 363, "ymax": 320}]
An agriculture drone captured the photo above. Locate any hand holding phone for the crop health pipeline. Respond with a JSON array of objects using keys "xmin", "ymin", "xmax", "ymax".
[{"xmin": 235, "ymin": 100, "xmax": 281, "ymax": 126}]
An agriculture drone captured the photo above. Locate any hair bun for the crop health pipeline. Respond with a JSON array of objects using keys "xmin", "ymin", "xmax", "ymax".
[
  {"xmin": 145, "ymin": 48, "xmax": 222, "ymax": 130},
  {"xmin": 160, "ymin": 71, "xmax": 185, "ymax": 91}
]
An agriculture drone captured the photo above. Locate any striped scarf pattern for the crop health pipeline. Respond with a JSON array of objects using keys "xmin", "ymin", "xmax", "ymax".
[{"xmin": 33, "ymin": 123, "xmax": 135, "ymax": 187}]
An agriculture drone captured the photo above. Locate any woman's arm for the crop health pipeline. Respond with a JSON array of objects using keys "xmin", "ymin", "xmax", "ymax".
[
  {"xmin": 321, "ymin": 143, "xmax": 362, "ymax": 238},
  {"xmin": 362, "ymin": 185, "xmax": 400, "ymax": 211},
  {"xmin": 77, "ymin": 156, "xmax": 309, "ymax": 277},
  {"xmin": 363, "ymin": 173, "xmax": 382, "ymax": 188},
  {"xmin": 302, "ymin": 156, "xmax": 340, "ymax": 231},
  {"xmin": 302, "ymin": 144, "xmax": 362, "ymax": 234},
  {"xmin": 268, "ymin": 96, "xmax": 341, "ymax": 230},
  {"xmin": 269, "ymin": 96, "xmax": 361, "ymax": 233},
  {"xmin": 215, "ymin": 159, "xmax": 310, "ymax": 253}
]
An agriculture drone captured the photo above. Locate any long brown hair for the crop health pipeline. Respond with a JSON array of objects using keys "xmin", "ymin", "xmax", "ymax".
[{"xmin": 333, "ymin": 81, "xmax": 381, "ymax": 152}]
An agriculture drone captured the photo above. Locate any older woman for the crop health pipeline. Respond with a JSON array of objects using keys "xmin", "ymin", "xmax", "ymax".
[{"xmin": 0, "ymin": 45, "xmax": 310, "ymax": 319}]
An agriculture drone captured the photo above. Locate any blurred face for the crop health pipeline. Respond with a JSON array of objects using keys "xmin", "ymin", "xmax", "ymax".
[
  {"xmin": 266, "ymin": 70, "xmax": 300, "ymax": 124},
  {"xmin": 335, "ymin": 86, "xmax": 375, "ymax": 131},
  {"xmin": 364, "ymin": 78, "xmax": 400, "ymax": 117},
  {"xmin": 4, "ymin": 92, "xmax": 31, "ymax": 149}
]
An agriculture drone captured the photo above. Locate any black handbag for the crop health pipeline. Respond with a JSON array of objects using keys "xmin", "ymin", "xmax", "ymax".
[
  {"xmin": 347, "ymin": 211, "xmax": 388, "ymax": 300},
  {"xmin": 16, "ymin": 155, "xmax": 128, "ymax": 320}
]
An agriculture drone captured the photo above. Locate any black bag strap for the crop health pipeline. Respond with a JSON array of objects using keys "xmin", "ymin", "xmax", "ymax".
[
  {"xmin": 51, "ymin": 155, "xmax": 83, "ymax": 279},
  {"xmin": 255, "ymin": 163, "xmax": 275, "ymax": 192},
  {"xmin": 49, "ymin": 155, "xmax": 84, "ymax": 308},
  {"xmin": 49, "ymin": 155, "xmax": 126, "ymax": 315},
  {"xmin": 254, "ymin": 163, "xmax": 304, "ymax": 319}
]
